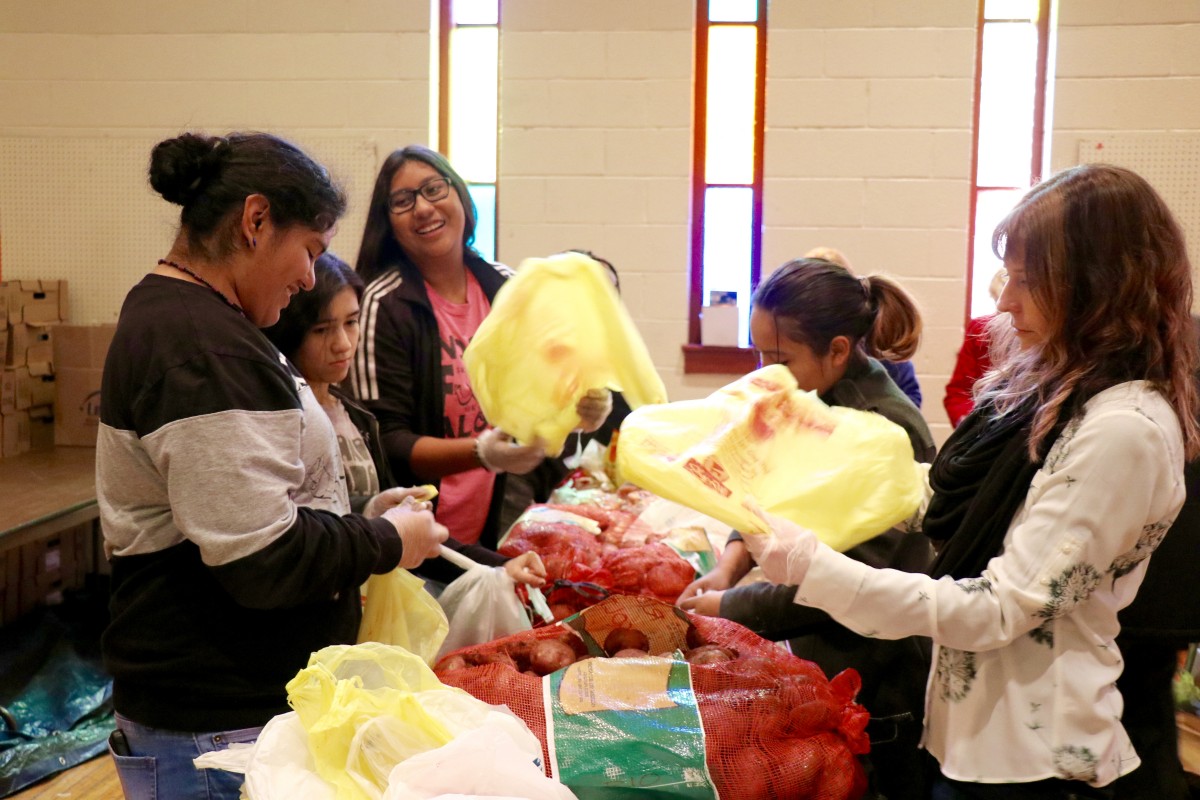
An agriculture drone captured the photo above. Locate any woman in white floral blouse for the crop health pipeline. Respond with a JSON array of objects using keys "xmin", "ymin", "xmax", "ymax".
[{"xmin": 743, "ymin": 163, "xmax": 1200, "ymax": 800}]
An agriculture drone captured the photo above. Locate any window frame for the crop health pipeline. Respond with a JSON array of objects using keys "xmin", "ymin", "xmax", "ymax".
[{"xmin": 683, "ymin": 0, "xmax": 767, "ymax": 375}]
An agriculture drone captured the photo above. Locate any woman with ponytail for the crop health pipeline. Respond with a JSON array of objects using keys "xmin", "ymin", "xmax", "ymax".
[
  {"xmin": 740, "ymin": 164, "xmax": 1200, "ymax": 798},
  {"xmin": 677, "ymin": 256, "xmax": 937, "ymax": 800}
]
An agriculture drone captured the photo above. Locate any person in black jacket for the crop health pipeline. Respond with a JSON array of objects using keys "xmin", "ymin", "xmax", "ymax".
[
  {"xmin": 265, "ymin": 253, "xmax": 547, "ymax": 588},
  {"xmin": 1110, "ymin": 320, "xmax": 1200, "ymax": 800},
  {"xmin": 348, "ymin": 146, "xmax": 610, "ymax": 552},
  {"xmin": 676, "ymin": 257, "xmax": 936, "ymax": 800},
  {"xmin": 98, "ymin": 132, "xmax": 447, "ymax": 800}
]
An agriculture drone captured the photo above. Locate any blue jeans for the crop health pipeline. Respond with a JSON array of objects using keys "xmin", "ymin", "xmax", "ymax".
[{"xmin": 108, "ymin": 712, "xmax": 262, "ymax": 800}]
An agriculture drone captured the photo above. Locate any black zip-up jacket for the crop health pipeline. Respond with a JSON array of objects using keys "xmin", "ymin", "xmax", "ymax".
[{"xmin": 349, "ymin": 255, "xmax": 513, "ymax": 551}]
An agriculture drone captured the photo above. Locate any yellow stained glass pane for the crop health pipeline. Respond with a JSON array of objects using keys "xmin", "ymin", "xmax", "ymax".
[
  {"xmin": 449, "ymin": 26, "xmax": 498, "ymax": 183},
  {"xmin": 705, "ymin": 25, "xmax": 756, "ymax": 185},
  {"xmin": 983, "ymin": 0, "xmax": 1037, "ymax": 21}
]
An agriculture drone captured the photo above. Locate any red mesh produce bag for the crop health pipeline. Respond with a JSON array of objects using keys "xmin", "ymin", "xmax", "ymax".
[
  {"xmin": 501, "ymin": 506, "xmax": 700, "ymax": 608},
  {"xmin": 434, "ymin": 595, "xmax": 869, "ymax": 800}
]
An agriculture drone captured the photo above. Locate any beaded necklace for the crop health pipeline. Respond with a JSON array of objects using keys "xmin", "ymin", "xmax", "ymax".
[{"xmin": 157, "ymin": 258, "xmax": 246, "ymax": 318}]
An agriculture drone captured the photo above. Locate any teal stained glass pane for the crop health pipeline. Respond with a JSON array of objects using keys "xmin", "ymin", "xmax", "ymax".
[
  {"xmin": 453, "ymin": 0, "xmax": 498, "ymax": 25},
  {"xmin": 702, "ymin": 187, "xmax": 754, "ymax": 347},
  {"xmin": 705, "ymin": 26, "xmax": 757, "ymax": 185},
  {"xmin": 709, "ymin": 0, "xmax": 758, "ymax": 22},
  {"xmin": 468, "ymin": 183, "xmax": 496, "ymax": 263},
  {"xmin": 977, "ymin": 22, "xmax": 1037, "ymax": 188},
  {"xmin": 450, "ymin": 26, "xmax": 498, "ymax": 183}
]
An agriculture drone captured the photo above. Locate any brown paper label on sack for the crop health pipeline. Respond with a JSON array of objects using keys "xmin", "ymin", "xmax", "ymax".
[{"xmin": 557, "ymin": 657, "xmax": 676, "ymax": 715}]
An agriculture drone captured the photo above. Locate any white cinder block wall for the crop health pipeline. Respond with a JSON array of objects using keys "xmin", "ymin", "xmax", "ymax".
[{"xmin": 2, "ymin": 0, "xmax": 1200, "ymax": 446}]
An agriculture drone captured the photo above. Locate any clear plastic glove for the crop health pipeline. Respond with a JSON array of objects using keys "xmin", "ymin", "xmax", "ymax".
[
  {"xmin": 503, "ymin": 551, "xmax": 548, "ymax": 587},
  {"xmin": 574, "ymin": 388, "xmax": 613, "ymax": 434},
  {"xmin": 741, "ymin": 513, "xmax": 819, "ymax": 586},
  {"xmin": 363, "ymin": 486, "xmax": 433, "ymax": 519},
  {"xmin": 475, "ymin": 427, "xmax": 546, "ymax": 475},
  {"xmin": 380, "ymin": 506, "xmax": 449, "ymax": 569}
]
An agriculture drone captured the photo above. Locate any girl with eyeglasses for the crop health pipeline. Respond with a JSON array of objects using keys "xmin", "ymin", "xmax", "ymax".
[
  {"xmin": 740, "ymin": 164, "xmax": 1200, "ymax": 799},
  {"xmin": 350, "ymin": 146, "xmax": 611, "ymax": 566}
]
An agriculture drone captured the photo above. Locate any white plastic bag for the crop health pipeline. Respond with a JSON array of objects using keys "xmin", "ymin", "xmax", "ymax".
[
  {"xmin": 435, "ymin": 548, "xmax": 531, "ymax": 660},
  {"xmin": 383, "ymin": 726, "xmax": 577, "ymax": 800}
]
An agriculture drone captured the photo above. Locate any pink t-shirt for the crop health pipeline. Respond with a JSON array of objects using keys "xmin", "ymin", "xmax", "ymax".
[{"xmin": 426, "ymin": 271, "xmax": 494, "ymax": 545}]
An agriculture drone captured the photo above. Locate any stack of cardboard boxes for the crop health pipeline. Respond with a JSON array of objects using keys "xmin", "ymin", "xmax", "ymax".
[
  {"xmin": 1, "ymin": 280, "xmax": 66, "ymax": 457},
  {"xmin": 0, "ymin": 280, "xmax": 116, "ymax": 458}
]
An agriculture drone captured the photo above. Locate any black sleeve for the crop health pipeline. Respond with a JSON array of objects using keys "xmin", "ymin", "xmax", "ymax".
[
  {"xmin": 210, "ymin": 512, "xmax": 402, "ymax": 610},
  {"xmin": 357, "ymin": 305, "xmax": 425, "ymax": 486},
  {"xmin": 719, "ymin": 581, "xmax": 838, "ymax": 641}
]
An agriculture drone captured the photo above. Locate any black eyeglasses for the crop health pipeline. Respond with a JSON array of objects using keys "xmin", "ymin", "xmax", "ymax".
[{"xmin": 388, "ymin": 177, "xmax": 451, "ymax": 215}]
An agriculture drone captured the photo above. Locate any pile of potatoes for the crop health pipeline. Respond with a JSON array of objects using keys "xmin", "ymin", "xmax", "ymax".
[{"xmin": 435, "ymin": 625, "xmax": 737, "ymax": 678}]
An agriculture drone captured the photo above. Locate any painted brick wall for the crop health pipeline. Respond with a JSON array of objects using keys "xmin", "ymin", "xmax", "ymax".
[{"xmin": 2, "ymin": 0, "xmax": 1200, "ymax": 443}]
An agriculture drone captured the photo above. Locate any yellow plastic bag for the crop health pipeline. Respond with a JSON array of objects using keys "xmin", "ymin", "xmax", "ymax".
[
  {"xmin": 463, "ymin": 252, "xmax": 667, "ymax": 456},
  {"xmin": 357, "ymin": 568, "xmax": 448, "ymax": 666},
  {"xmin": 286, "ymin": 643, "xmax": 540, "ymax": 800},
  {"xmin": 615, "ymin": 364, "xmax": 925, "ymax": 551}
]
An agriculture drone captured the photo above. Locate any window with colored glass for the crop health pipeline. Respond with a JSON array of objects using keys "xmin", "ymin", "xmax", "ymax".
[{"xmin": 689, "ymin": 0, "xmax": 766, "ymax": 350}]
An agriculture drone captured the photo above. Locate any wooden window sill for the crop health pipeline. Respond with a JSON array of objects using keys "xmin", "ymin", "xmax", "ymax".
[{"xmin": 681, "ymin": 344, "xmax": 757, "ymax": 375}]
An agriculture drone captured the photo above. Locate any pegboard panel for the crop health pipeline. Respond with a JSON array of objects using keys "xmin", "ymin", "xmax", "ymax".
[
  {"xmin": 0, "ymin": 135, "xmax": 381, "ymax": 324},
  {"xmin": 1079, "ymin": 136, "xmax": 1200, "ymax": 273}
]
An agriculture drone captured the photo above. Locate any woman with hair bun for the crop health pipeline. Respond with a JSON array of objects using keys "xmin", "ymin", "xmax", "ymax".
[
  {"xmin": 743, "ymin": 164, "xmax": 1200, "ymax": 797},
  {"xmin": 677, "ymin": 256, "xmax": 937, "ymax": 800},
  {"xmin": 98, "ymin": 132, "xmax": 447, "ymax": 799}
]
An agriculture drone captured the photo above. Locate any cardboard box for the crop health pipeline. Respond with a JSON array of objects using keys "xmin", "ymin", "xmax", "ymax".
[
  {"xmin": 0, "ymin": 410, "xmax": 30, "ymax": 458},
  {"xmin": 52, "ymin": 324, "xmax": 115, "ymax": 370},
  {"xmin": 54, "ymin": 369, "xmax": 102, "ymax": 446},
  {"xmin": 29, "ymin": 406, "xmax": 54, "ymax": 452},
  {"xmin": 1, "ymin": 367, "xmax": 55, "ymax": 412},
  {"xmin": 6, "ymin": 323, "xmax": 54, "ymax": 371},
  {"xmin": 52, "ymin": 324, "xmax": 115, "ymax": 447},
  {"xmin": 1, "ymin": 280, "xmax": 68, "ymax": 325}
]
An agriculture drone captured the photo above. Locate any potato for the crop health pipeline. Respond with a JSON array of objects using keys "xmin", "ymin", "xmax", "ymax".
[
  {"xmin": 475, "ymin": 650, "xmax": 518, "ymax": 670},
  {"xmin": 530, "ymin": 638, "xmax": 578, "ymax": 675},
  {"xmin": 612, "ymin": 648, "xmax": 649, "ymax": 659},
  {"xmin": 436, "ymin": 654, "xmax": 469, "ymax": 672},
  {"xmin": 684, "ymin": 644, "xmax": 736, "ymax": 664},
  {"xmin": 603, "ymin": 627, "xmax": 650, "ymax": 656}
]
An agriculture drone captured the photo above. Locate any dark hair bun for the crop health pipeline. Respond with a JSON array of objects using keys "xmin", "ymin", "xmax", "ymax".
[{"xmin": 148, "ymin": 133, "xmax": 230, "ymax": 206}]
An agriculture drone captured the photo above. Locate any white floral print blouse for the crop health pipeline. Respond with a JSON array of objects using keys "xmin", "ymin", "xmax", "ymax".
[{"xmin": 793, "ymin": 381, "xmax": 1186, "ymax": 786}]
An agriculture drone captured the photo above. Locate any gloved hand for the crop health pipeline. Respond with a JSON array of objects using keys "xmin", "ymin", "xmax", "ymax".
[
  {"xmin": 475, "ymin": 427, "xmax": 546, "ymax": 475},
  {"xmin": 741, "ymin": 513, "xmax": 819, "ymax": 586},
  {"xmin": 363, "ymin": 486, "xmax": 433, "ymax": 519},
  {"xmin": 380, "ymin": 506, "xmax": 449, "ymax": 569},
  {"xmin": 575, "ymin": 388, "xmax": 613, "ymax": 433},
  {"xmin": 503, "ymin": 551, "xmax": 548, "ymax": 587}
]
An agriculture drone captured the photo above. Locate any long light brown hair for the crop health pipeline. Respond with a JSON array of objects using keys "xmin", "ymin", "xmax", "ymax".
[{"xmin": 980, "ymin": 163, "xmax": 1200, "ymax": 459}]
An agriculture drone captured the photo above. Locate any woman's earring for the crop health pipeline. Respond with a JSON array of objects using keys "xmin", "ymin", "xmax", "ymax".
[{"xmin": 251, "ymin": 237, "xmax": 257, "ymax": 248}]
